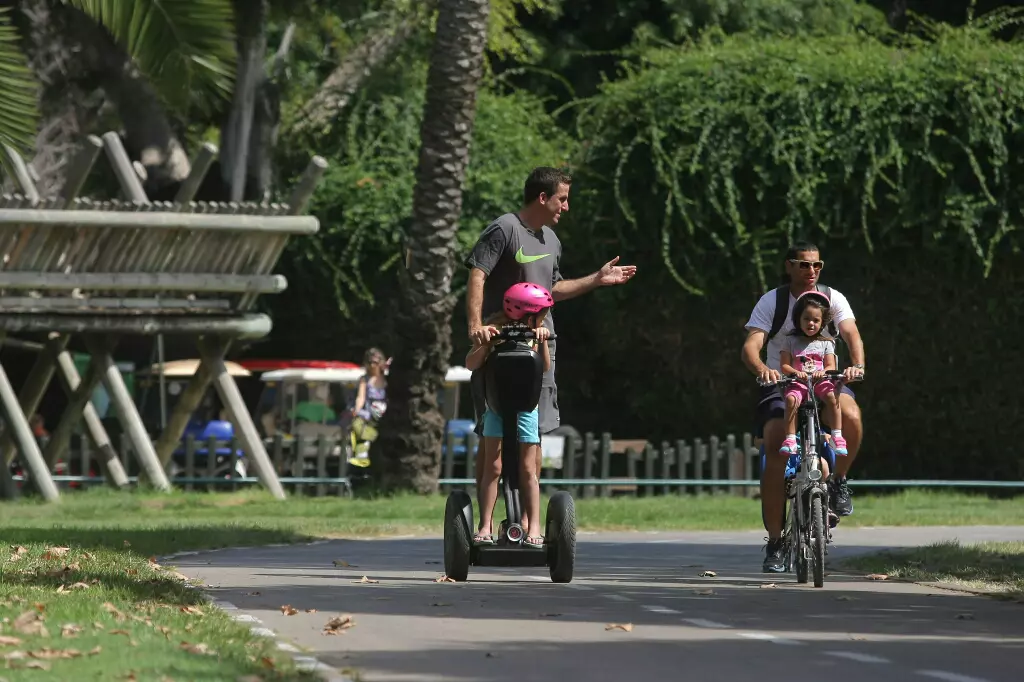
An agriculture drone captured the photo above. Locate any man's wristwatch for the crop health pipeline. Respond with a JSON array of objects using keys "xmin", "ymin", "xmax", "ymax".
[{"xmin": 853, "ymin": 363, "xmax": 865, "ymax": 371}]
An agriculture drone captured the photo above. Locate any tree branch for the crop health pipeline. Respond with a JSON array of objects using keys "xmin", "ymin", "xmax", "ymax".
[{"xmin": 292, "ymin": 16, "xmax": 419, "ymax": 134}]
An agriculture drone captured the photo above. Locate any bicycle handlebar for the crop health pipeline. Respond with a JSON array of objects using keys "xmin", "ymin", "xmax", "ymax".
[{"xmin": 756, "ymin": 369, "xmax": 862, "ymax": 388}]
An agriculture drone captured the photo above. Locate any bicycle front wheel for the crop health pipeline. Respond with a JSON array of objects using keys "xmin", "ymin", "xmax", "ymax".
[{"xmin": 811, "ymin": 495, "xmax": 826, "ymax": 588}]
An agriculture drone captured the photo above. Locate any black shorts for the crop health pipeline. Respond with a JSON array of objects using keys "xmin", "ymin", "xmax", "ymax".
[{"xmin": 754, "ymin": 384, "xmax": 856, "ymax": 438}]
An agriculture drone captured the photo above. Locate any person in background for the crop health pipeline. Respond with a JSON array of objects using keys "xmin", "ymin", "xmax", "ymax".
[{"xmin": 349, "ymin": 348, "xmax": 388, "ymax": 465}]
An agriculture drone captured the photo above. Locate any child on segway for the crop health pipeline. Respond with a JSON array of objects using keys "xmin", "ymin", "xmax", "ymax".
[{"xmin": 464, "ymin": 282, "xmax": 553, "ymax": 550}]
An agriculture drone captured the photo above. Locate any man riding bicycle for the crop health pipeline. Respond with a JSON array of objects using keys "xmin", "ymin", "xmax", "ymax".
[{"xmin": 740, "ymin": 241, "xmax": 866, "ymax": 573}]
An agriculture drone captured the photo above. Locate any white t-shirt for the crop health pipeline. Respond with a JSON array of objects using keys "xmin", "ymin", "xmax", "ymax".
[
  {"xmin": 744, "ymin": 287, "xmax": 855, "ymax": 372},
  {"xmin": 780, "ymin": 336, "xmax": 835, "ymax": 373}
]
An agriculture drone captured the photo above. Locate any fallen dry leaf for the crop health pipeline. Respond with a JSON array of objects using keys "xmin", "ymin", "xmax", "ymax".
[
  {"xmin": 699, "ymin": 571, "xmax": 718, "ymax": 578},
  {"xmin": 180, "ymin": 642, "xmax": 216, "ymax": 656},
  {"xmin": 332, "ymin": 560, "xmax": 354, "ymax": 568},
  {"xmin": 41, "ymin": 547, "xmax": 70, "ymax": 560},
  {"xmin": 760, "ymin": 583, "xmax": 778, "ymax": 589},
  {"xmin": 102, "ymin": 603, "xmax": 127, "ymax": 622},
  {"xmin": 305, "ymin": 609, "xmax": 317, "ymax": 614},
  {"xmin": 605, "ymin": 623, "xmax": 634, "ymax": 632},
  {"xmin": 260, "ymin": 656, "xmax": 276, "ymax": 669},
  {"xmin": 69, "ymin": 582, "xmax": 90, "ymax": 591},
  {"xmin": 125, "ymin": 569, "xmax": 138, "ymax": 576},
  {"xmin": 0, "ymin": 636, "xmax": 22, "ymax": 646},
  {"xmin": 156, "ymin": 626, "xmax": 172, "ymax": 640},
  {"xmin": 28, "ymin": 647, "xmax": 81, "ymax": 660},
  {"xmin": 87, "ymin": 646, "xmax": 102, "ymax": 656},
  {"xmin": 434, "ymin": 575, "xmax": 455, "ymax": 583},
  {"xmin": 865, "ymin": 574, "xmax": 889, "ymax": 581},
  {"xmin": 92, "ymin": 622, "xmax": 105, "ymax": 630},
  {"xmin": 123, "ymin": 673, "xmax": 137, "ymax": 681},
  {"xmin": 179, "ymin": 606, "xmax": 203, "ymax": 616},
  {"xmin": 12, "ymin": 611, "xmax": 48, "ymax": 637},
  {"xmin": 60, "ymin": 624, "xmax": 82, "ymax": 639},
  {"xmin": 2, "ymin": 651, "xmax": 26, "ymax": 662},
  {"xmin": 7, "ymin": 553, "xmax": 22, "ymax": 562},
  {"xmin": 322, "ymin": 615, "xmax": 355, "ymax": 635},
  {"xmin": 109, "ymin": 629, "xmax": 131, "ymax": 637},
  {"xmin": 123, "ymin": 541, "xmax": 131, "ymax": 547},
  {"xmin": 82, "ymin": 552, "xmax": 93, "ymax": 560},
  {"xmin": 279, "ymin": 605, "xmax": 298, "ymax": 616},
  {"xmin": 354, "ymin": 576, "xmax": 379, "ymax": 584},
  {"xmin": 168, "ymin": 571, "xmax": 191, "ymax": 582},
  {"xmin": 11, "ymin": 546, "xmax": 27, "ymax": 556},
  {"xmin": 19, "ymin": 660, "xmax": 50, "ymax": 670},
  {"xmin": 63, "ymin": 563, "xmax": 80, "ymax": 573}
]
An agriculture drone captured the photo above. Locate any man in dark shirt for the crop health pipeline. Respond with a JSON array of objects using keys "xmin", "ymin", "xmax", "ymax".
[{"xmin": 464, "ymin": 165, "xmax": 636, "ymax": 462}]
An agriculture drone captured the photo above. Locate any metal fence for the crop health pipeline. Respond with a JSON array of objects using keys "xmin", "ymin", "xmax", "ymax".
[{"xmin": 12, "ymin": 430, "xmax": 1024, "ymax": 496}]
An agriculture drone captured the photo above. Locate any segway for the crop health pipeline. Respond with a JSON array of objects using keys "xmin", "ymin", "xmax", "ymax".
[{"xmin": 443, "ymin": 323, "xmax": 576, "ymax": 583}]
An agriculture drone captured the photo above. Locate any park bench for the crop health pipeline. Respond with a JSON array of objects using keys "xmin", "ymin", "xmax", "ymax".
[{"xmin": 0, "ymin": 133, "xmax": 326, "ymax": 502}]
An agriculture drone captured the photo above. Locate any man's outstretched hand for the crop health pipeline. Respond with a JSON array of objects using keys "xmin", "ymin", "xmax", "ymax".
[{"xmin": 597, "ymin": 256, "xmax": 637, "ymax": 286}]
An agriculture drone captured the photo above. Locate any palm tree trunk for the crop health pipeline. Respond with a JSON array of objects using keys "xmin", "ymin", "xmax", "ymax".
[
  {"xmin": 372, "ymin": 0, "xmax": 490, "ymax": 494},
  {"xmin": 220, "ymin": 0, "xmax": 267, "ymax": 202}
]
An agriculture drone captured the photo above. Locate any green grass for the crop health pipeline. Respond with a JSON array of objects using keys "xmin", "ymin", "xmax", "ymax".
[
  {"xmin": 842, "ymin": 540, "xmax": 1024, "ymax": 599},
  {"xmin": 0, "ymin": 543, "xmax": 316, "ymax": 681},
  {"xmin": 0, "ymin": 488, "xmax": 1022, "ymax": 556},
  {"xmin": 1, "ymin": 487, "xmax": 1022, "ymax": 678}
]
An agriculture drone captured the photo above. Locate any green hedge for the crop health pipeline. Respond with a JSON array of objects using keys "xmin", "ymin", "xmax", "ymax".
[{"xmin": 574, "ymin": 29, "xmax": 1024, "ymax": 292}]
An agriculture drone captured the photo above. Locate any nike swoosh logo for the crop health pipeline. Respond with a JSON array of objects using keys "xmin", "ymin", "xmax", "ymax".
[{"xmin": 515, "ymin": 246, "xmax": 550, "ymax": 264}]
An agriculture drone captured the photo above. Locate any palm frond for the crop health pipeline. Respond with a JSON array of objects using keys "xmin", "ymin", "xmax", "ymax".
[
  {"xmin": 66, "ymin": 0, "xmax": 237, "ymax": 112},
  {"xmin": 0, "ymin": 8, "xmax": 40, "ymax": 159}
]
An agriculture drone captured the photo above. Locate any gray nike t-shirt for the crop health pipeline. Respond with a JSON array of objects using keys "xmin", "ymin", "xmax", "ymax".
[{"xmin": 465, "ymin": 212, "xmax": 563, "ymax": 433}]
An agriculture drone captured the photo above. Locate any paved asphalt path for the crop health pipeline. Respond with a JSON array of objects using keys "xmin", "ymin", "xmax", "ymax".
[{"xmin": 172, "ymin": 526, "xmax": 1024, "ymax": 682}]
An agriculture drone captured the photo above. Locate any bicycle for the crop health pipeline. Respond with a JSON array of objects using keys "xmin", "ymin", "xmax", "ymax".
[{"xmin": 758, "ymin": 369, "xmax": 861, "ymax": 588}]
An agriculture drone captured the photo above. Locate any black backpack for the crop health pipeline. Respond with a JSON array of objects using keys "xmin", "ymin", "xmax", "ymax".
[{"xmin": 767, "ymin": 284, "xmax": 840, "ymax": 343}]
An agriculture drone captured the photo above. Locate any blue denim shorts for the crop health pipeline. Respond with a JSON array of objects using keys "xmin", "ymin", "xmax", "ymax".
[{"xmin": 482, "ymin": 408, "xmax": 540, "ymax": 444}]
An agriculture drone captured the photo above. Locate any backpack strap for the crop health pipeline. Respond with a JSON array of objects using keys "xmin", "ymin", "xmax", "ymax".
[{"xmin": 768, "ymin": 286, "xmax": 789, "ymax": 340}]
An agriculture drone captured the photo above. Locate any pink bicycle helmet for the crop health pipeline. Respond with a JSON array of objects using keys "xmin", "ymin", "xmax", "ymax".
[{"xmin": 503, "ymin": 282, "xmax": 553, "ymax": 320}]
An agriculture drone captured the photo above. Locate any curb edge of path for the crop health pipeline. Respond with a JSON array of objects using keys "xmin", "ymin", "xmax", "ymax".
[{"xmin": 161, "ymin": 541, "xmax": 354, "ymax": 682}]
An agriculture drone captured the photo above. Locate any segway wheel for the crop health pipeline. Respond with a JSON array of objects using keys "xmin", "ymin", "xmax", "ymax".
[
  {"xmin": 545, "ymin": 491, "xmax": 576, "ymax": 583},
  {"xmin": 444, "ymin": 490, "xmax": 473, "ymax": 582}
]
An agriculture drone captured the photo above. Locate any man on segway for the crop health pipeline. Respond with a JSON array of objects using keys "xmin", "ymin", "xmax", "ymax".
[{"xmin": 464, "ymin": 166, "xmax": 636, "ymax": 520}]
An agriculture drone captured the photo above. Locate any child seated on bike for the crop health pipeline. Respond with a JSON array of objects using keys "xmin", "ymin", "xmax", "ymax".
[
  {"xmin": 464, "ymin": 282, "xmax": 553, "ymax": 549},
  {"xmin": 779, "ymin": 290, "xmax": 848, "ymax": 457}
]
